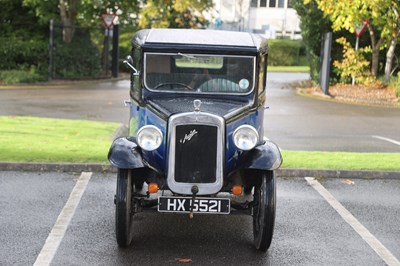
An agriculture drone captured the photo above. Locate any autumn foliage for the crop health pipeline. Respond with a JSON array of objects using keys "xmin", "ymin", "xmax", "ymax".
[{"xmin": 333, "ymin": 37, "xmax": 376, "ymax": 85}]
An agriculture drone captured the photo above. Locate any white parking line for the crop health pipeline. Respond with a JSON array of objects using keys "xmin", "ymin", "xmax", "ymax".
[
  {"xmin": 305, "ymin": 177, "xmax": 400, "ymax": 266},
  {"xmin": 372, "ymin": 135, "xmax": 400, "ymax": 146},
  {"xmin": 34, "ymin": 172, "xmax": 93, "ymax": 266}
]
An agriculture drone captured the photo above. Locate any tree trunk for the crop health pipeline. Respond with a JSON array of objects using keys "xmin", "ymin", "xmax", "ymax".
[
  {"xmin": 59, "ymin": 0, "xmax": 78, "ymax": 43},
  {"xmin": 371, "ymin": 46, "xmax": 380, "ymax": 77},
  {"xmin": 62, "ymin": 21, "xmax": 75, "ymax": 43},
  {"xmin": 367, "ymin": 25, "xmax": 382, "ymax": 77},
  {"xmin": 384, "ymin": 28, "xmax": 400, "ymax": 84}
]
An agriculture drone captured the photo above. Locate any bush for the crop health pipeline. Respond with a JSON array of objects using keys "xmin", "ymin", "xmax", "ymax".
[
  {"xmin": 0, "ymin": 36, "xmax": 48, "ymax": 72},
  {"xmin": 292, "ymin": 0, "xmax": 331, "ymax": 81},
  {"xmin": 291, "ymin": 0, "xmax": 363, "ymax": 83},
  {"xmin": 0, "ymin": 68, "xmax": 47, "ymax": 84},
  {"xmin": 118, "ymin": 27, "xmax": 136, "ymax": 73},
  {"xmin": 52, "ymin": 28, "xmax": 102, "ymax": 79},
  {"xmin": 333, "ymin": 37, "xmax": 375, "ymax": 85},
  {"xmin": 390, "ymin": 73, "xmax": 400, "ymax": 97},
  {"xmin": 268, "ymin": 40, "xmax": 306, "ymax": 66}
]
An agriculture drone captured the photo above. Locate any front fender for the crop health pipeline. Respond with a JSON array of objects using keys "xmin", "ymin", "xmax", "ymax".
[
  {"xmin": 108, "ymin": 137, "xmax": 145, "ymax": 169},
  {"xmin": 237, "ymin": 140, "xmax": 282, "ymax": 171}
]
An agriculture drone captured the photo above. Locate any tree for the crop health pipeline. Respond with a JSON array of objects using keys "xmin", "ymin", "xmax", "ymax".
[
  {"xmin": 23, "ymin": 0, "xmax": 79, "ymax": 42},
  {"xmin": 0, "ymin": 0, "xmax": 50, "ymax": 71},
  {"xmin": 383, "ymin": 2, "xmax": 400, "ymax": 83},
  {"xmin": 23, "ymin": 0, "xmax": 140, "ymax": 42},
  {"xmin": 306, "ymin": 0, "xmax": 400, "ymax": 84},
  {"xmin": 59, "ymin": 0, "xmax": 78, "ymax": 43},
  {"xmin": 79, "ymin": 0, "xmax": 140, "ymax": 27},
  {"xmin": 292, "ymin": 0, "xmax": 332, "ymax": 82},
  {"xmin": 1, "ymin": 0, "xmax": 47, "ymax": 37},
  {"xmin": 139, "ymin": 0, "xmax": 213, "ymax": 29}
]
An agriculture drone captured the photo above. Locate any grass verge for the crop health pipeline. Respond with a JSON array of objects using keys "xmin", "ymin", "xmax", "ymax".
[
  {"xmin": 282, "ymin": 150, "xmax": 400, "ymax": 171},
  {"xmin": 0, "ymin": 116, "xmax": 399, "ymax": 171},
  {"xmin": 268, "ymin": 66, "xmax": 310, "ymax": 73},
  {"xmin": 0, "ymin": 116, "xmax": 120, "ymax": 163}
]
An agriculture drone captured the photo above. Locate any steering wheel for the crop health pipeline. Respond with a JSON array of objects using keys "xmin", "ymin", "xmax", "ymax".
[{"xmin": 153, "ymin": 82, "xmax": 193, "ymax": 91}]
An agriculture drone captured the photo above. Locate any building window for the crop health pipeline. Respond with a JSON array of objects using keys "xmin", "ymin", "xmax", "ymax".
[
  {"xmin": 250, "ymin": 0, "xmax": 258, "ymax": 7},
  {"xmin": 269, "ymin": 0, "xmax": 276, "ymax": 7},
  {"xmin": 251, "ymin": 0, "xmax": 289, "ymax": 8}
]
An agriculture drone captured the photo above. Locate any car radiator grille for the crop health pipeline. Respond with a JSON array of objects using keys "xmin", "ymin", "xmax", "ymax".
[
  {"xmin": 175, "ymin": 124, "xmax": 217, "ymax": 183},
  {"xmin": 167, "ymin": 111, "xmax": 224, "ymax": 195}
]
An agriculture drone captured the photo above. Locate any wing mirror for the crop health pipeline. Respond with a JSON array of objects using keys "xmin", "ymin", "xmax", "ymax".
[{"xmin": 123, "ymin": 55, "xmax": 139, "ymax": 76}]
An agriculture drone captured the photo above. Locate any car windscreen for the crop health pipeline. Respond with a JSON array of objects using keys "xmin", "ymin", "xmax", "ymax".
[{"xmin": 144, "ymin": 53, "xmax": 255, "ymax": 94}]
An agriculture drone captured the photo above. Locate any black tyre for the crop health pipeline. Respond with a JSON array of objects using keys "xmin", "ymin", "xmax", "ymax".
[
  {"xmin": 115, "ymin": 169, "xmax": 135, "ymax": 246},
  {"xmin": 253, "ymin": 170, "xmax": 276, "ymax": 251}
]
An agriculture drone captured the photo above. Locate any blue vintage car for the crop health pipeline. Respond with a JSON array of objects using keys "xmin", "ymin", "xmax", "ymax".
[{"xmin": 108, "ymin": 28, "xmax": 282, "ymax": 251}]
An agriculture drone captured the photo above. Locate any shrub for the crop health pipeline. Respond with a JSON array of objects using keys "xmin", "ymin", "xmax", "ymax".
[
  {"xmin": 291, "ymin": 0, "xmax": 367, "ymax": 83},
  {"xmin": 0, "ymin": 36, "xmax": 48, "ymax": 72},
  {"xmin": 268, "ymin": 40, "xmax": 306, "ymax": 66},
  {"xmin": 390, "ymin": 72, "xmax": 400, "ymax": 97},
  {"xmin": 118, "ymin": 27, "xmax": 136, "ymax": 73},
  {"xmin": 397, "ymin": 74, "xmax": 400, "ymax": 97},
  {"xmin": 52, "ymin": 28, "xmax": 102, "ymax": 79},
  {"xmin": 0, "ymin": 68, "xmax": 47, "ymax": 84},
  {"xmin": 333, "ymin": 37, "xmax": 375, "ymax": 85}
]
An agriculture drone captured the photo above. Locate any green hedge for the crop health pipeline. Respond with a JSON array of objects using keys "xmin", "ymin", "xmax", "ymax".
[
  {"xmin": 0, "ymin": 69, "xmax": 47, "ymax": 84},
  {"xmin": 0, "ymin": 36, "xmax": 48, "ymax": 71},
  {"xmin": 0, "ymin": 36, "xmax": 48, "ymax": 83},
  {"xmin": 52, "ymin": 28, "xmax": 102, "ymax": 79},
  {"xmin": 268, "ymin": 40, "xmax": 307, "ymax": 66},
  {"xmin": 0, "ymin": 27, "xmax": 103, "ymax": 82}
]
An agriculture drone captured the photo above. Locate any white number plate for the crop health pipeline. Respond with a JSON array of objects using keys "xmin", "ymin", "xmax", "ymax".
[{"xmin": 158, "ymin": 196, "xmax": 230, "ymax": 214}]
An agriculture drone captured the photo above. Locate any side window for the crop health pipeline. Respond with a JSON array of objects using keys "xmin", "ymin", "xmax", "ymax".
[
  {"xmin": 131, "ymin": 48, "xmax": 141, "ymax": 102},
  {"xmin": 258, "ymin": 54, "xmax": 267, "ymax": 94}
]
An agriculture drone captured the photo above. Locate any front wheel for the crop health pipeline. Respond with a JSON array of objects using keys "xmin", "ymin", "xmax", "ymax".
[
  {"xmin": 253, "ymin": 170, "xmax": 276, "ymax": 251},
  {"xmin": 115, "ymin": 169, "xmax": 135, "ymax": 246}
]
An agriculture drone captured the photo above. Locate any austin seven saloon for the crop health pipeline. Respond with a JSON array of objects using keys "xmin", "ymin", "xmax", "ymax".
[{"xmin": 108, "ymin": 28, "xmax": 282, "ymax": 251}]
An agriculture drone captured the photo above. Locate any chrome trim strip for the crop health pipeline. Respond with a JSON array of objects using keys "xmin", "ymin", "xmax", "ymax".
[{"xmin": 167, "ymin": 112, "xmax": 225, "ymax": 195}]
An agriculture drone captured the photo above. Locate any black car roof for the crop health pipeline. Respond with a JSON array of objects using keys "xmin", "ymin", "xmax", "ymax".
[{"xmin": 132, "ymin": 28, "xmax": 268, "ymax": 54}]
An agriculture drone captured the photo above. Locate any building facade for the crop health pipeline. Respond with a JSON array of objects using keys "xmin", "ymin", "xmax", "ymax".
[{"xmin": 210, "ymin": 0, "xmax": 301, "ymax": 39}]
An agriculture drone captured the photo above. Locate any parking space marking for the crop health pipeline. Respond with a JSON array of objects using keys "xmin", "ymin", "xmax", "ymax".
[
  {"xmin": 34, "ymin": 172, "xmax": 93, "ymax": 266},
  {"xmin": 305, "ymin": 177, "xmax": 400, "ymax": 266},
  {"xmin": 372, "ymin": 135, "xmax": 400, "ymax": 147}
]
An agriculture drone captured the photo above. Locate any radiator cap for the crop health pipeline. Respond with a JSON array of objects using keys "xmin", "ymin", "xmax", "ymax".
[{"xmin": 193, "ymin": 99, "xmax": 202, "ymax": 112}]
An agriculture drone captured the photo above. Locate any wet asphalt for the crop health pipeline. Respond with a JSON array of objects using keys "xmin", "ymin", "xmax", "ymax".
[
  {"xmin": 0, "ymin": 79, "xmax": 130, "ymax": 124},
  {"xmin": 265, "ymin": 73, "xmax": 400, "ymax": 152},
  {"xmin": 0, "ymin": 171, "xmax": 399, "ymax": 265}
]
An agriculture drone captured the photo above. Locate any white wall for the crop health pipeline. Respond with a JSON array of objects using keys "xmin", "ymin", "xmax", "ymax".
[
  {"xmin": 248, "ymin": 7, "xmax": 301, "ymax": 39},
  {"xmin": 209, "ymin": 0, "xmax": 301, "ymax": 39}
]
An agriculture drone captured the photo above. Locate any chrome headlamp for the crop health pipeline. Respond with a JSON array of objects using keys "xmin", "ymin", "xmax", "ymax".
[
  {"xmin": 233, "ymin": 125, "xmax": 259, "ymax": 151},
  {"xmin": 136, "ymin": 125, "xmax": 163, "ymax": 151}
]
